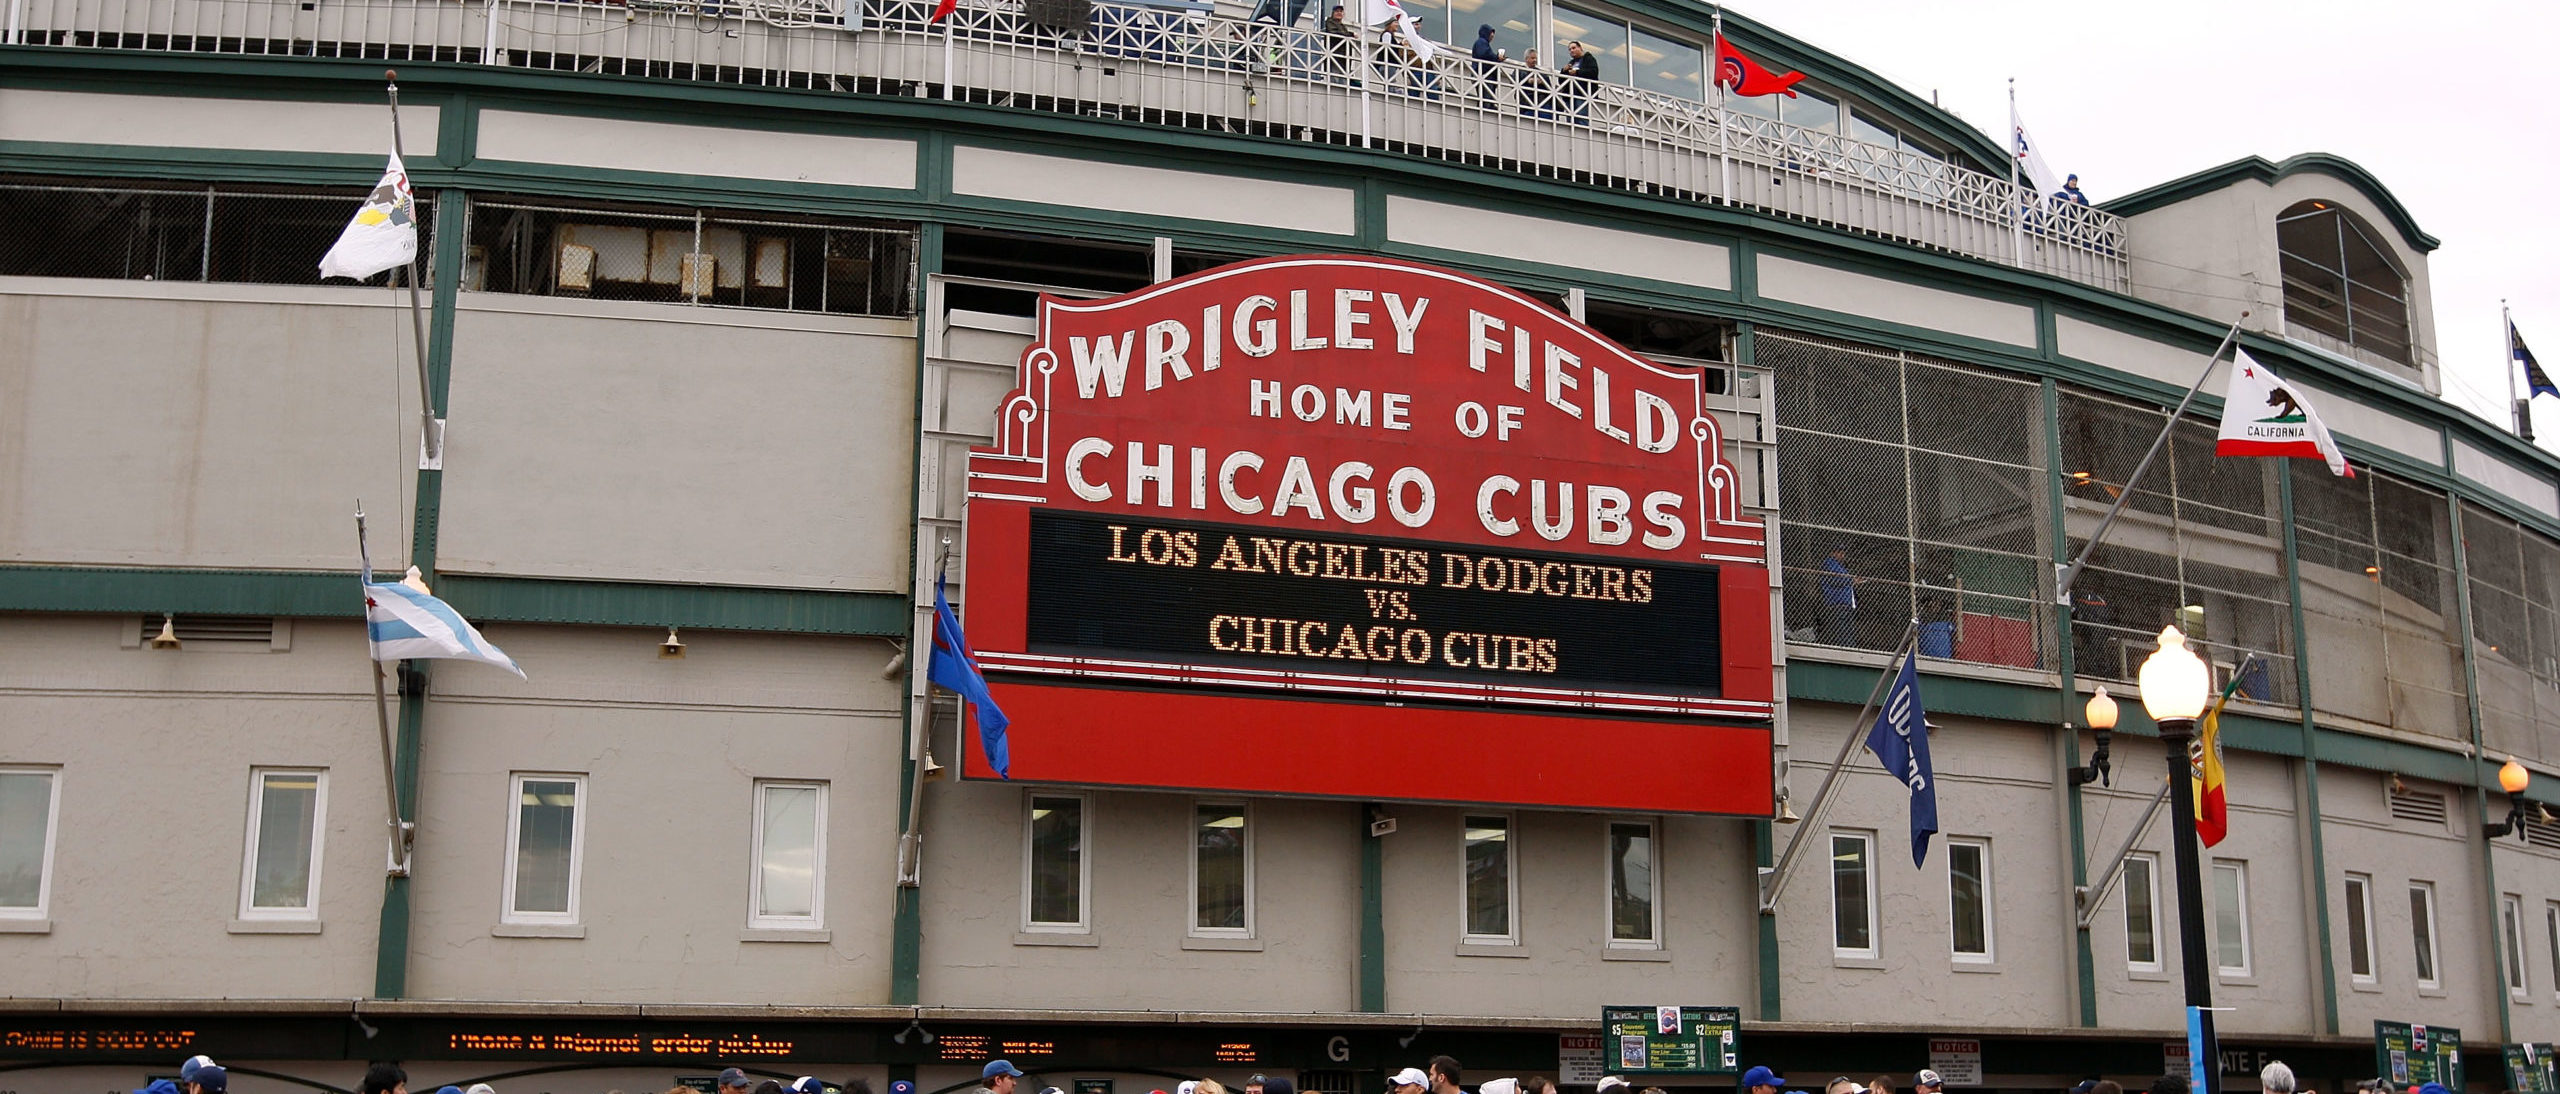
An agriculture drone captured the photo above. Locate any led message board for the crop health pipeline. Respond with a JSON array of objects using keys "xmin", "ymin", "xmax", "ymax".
[{"xmin": 962, "ymin": 256, "xmax": 1773, "ymax": 814}]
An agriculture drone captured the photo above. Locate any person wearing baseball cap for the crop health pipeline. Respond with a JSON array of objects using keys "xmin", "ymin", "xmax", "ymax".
[
  {"xmin": 978, "ymin": 1060, "xmax": 1027, "ymax": 1094},
  {"xmin": 186, "ymin": 1065, "xmax": 228, "ymax": 1094},
  {"xmin": 1915, "ymin": 1071, "xmax": 1945, "ymax": 1094},
  {"xmin": 1595, "ymin": 1079, "xmax": 1631, "ymax": 1094},
  {"xmin": 1743, "ymin": 1067, "xmax": 1786, "ymax": 1094},
  {"xmin": 719, "ymin": 1070, "xmax": 755, "ymax": 1094},
  {"xmin": 788, "ymin": 1079, "xmax": 829, "ymax": 1094},
  {"xmin": 1390, "ymin": 1069, "xmax": 1430, "ymax": 1094}
]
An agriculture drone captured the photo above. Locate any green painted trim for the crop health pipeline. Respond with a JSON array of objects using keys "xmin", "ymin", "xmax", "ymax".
[
  {"xmin": 373, "ymin": 659, "xmax": 428, "ymax": 999},
  {"xmin": 2046, "ymin": 376, "xmax": 2099, "ymax": 1029},
  {"xmin": 1354, "ymin": 176, "xmax": 1386, "ymax": 253},
  {"xmin": 1753, "ymin": 818, "xmax": 1779, "ymax": 1021},
  {"xmin": 1786, "ymin": 659, "xmax": 2062, "ymax": 725},
  {"xmin": 435, "ymin": 89, "xmax": 473, "ymax": 168},
  {"xmin": 437, "ymin": 574, "xmax": 907, "ymax": 637},
  {"xmin": 889, "ymin": 220, "xmax": 944, "ymax": 1009},
  {"xmin": 2102, "ymin": 153, "xmax": 2439, "ymax": 253},
  {"xmin": 2444, "ymin": 479, "xmax": 2515, "ymax": 1042},
  {"xmin": 0, "ymin": 565, "xmax": 355, "ymax": 617},
  {"xmin": 2277, "ymin": 463, "xmax": 2341, "ymax": 1035},
  {"xmin": 1360, "ymin": 803, "xmax": 1386, "ymax": 1013}
]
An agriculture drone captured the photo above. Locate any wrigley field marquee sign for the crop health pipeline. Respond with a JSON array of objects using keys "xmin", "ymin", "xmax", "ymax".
[{"xmin": 959, "ymin": 256, "xmax": 1773, "ymax": 813}]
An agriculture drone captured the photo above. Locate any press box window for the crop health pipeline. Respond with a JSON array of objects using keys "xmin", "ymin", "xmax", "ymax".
[
  {"xmin": 2505, "ymin": 894, "xmax": 2531, "ymax": 1000},
  {"xmin": 1463, "ymin": 815, "xmax": 1516, "ymax": 944},
  {"xmin": 239, "ymin": 769, "xmax": 326, "ymax": 920},
  {"xmin": 1191, "ymin": 802, "xmax": 1251, "ymax": 937},
  {"xmin": 2212, "ymin": 859, "xmax": 2250, "ymax": 976},
  {"xmin": 2345, "ymin": 873, "xmax": 2377, "ymax": 983},
  {"xmin": 2411, "ymin": 881, "xmax": 2441, "ymax": 988},
  {"xmin": 2123, "ymin": 853, "xmax": 2161, "ymax": 971},
  {"xmin": 1607, "ymin": 820, "xmax": 1659, "ymax": 947},
  {"xmin": 505, "ymin": 775, "xmax": 585, "ymax": 924},
  {"xmin": 1024, "ymin": 794, "xmax": 1087, "ymax": 931},
  {"xmin": 1832, "ymin": 830, "xmax": 1876, "ymax": 957},
  {"xmin": 0, "ymin": 768, "xmax": 61, "ymax": 919},
  {"xmin": 1948, "ymin": 838, "xmax": 1992, "ymax": 962},
  {"xmin": 750, "ymin": 782, "xmax": 826, "ymax": 929}
]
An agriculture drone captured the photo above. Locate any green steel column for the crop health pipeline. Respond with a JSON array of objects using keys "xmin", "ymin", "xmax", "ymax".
[
  {"xmin": 2044, "ymin": 378, "xmax": 2099, "ymax": 1028},
  {"xmin": 2444, "ymin": 492, "xmax": 2515, "ymax": 1042},
  {"xmin": 2276, "ymin": 462, "xmax": 2341, "ymax": 1035},
  {"xmin": 1360, "ymin": 804, "xmax": 1386, "ymax": 1012},
  {"xmin": 891, "ymin": 221, "xmax": 945, "ymax": 1008},
  {"xmin": 1753, "ymin": 818, "xmax": 1779, "ymax": 1021},
  {"xmin": 373, "ymin": 186, "xmax": 466, "ymax": 999}
]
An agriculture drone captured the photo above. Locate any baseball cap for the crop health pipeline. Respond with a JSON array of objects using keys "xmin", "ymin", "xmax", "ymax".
[
  {"xmin": 1596, "ymin": 1080, "xmax": 1632, "ymax": 1094},
  {"xmin": 467, "ymin": 1086, "xmax": 498, "ymax": 1094},
  {"xmin": 1743, "ymin": 1068, "xmax": 1787, "ymax": 1090},
  {"xmin": 788, "ymin": 1079, "xmax": 826, "ymax": 1094},
  {"xmin": 721, "ymin": 1070, "xmax": 754, "ymax": 1090},
  {"xmin": 1390, "ymin": 1070, "xmax": 1430, "ymax": 1089},
  {"xmin": 1180, "ymin": 1082, "xmax": 1200, "ymax": 1094},
  {"xmin": 436, "ymin": 1087, "xmax": 464, "ymax": 1094},
  {"xmin": 1480, "ymin": 1081, "xmax": 1517, "ymax": 1094},
  {"xmin": 1916, "ymin": 1072, "xmax": 1945, "ymax": 1090},
  {"xmin": 192, "ymin": 1066, "xmax": 229, "ymax": 1094},
  {"xmin": 1250, "ymin": 1079, "xmax": 1268, "ymax": 1087},
  {"xmin": 181, "ymin": 1057, "xmax": 218, "ymax": 1084},
  {"xmin": 1040, "ymin": 1087, "xmax": 1067, "ymax": 1094},
  {"xmin": 2071, "ymin": 1083, "xmax": 2098, "ymax": 1094},
  {"xmin": 986, "ymin": 1063, "xmax": 1029, "ymax": 1081},
  {"xmin": 1266, "ymin": 1080, "xmax": 1295, "ymax": 1094}
]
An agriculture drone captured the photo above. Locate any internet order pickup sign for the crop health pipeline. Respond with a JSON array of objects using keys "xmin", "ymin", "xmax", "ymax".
[{"xmin": 960, "ymin": 256, "xmax": 1774, "ymax": 813}]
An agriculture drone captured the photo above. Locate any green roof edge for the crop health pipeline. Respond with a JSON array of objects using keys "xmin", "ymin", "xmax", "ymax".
[{"xmin": 2101, "ymin": 152, "xmax": 2441, "ymax": 254}]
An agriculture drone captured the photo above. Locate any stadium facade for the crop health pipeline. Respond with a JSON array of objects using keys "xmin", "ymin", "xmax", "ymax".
[{"xmin": 2, "ymin": 1, "xmax": 2558, "ymax": 1092}]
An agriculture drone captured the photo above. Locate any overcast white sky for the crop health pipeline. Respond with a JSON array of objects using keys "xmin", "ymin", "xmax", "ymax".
[{"xmin": 1742, "ymin": 0, "xmax": 2560, "ymax": 445}]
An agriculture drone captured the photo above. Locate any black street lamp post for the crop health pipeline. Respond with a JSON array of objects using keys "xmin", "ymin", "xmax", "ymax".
[{"xmin": 2140, "ymin": 626, "xmax": 2217, "ymax": 1094}]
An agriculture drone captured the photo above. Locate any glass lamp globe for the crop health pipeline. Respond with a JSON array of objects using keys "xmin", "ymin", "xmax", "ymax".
[
  {"xmin": 2500, "ymin": 758, "xmax": 2531, "ymax": 795},
  {"xmin": 2137, "ymin": 626, "xmax": 2211, "ymax": 722},
  {"xmin": 2085, "ymin": 686, "xmax": 2119, "ymax": 731}
]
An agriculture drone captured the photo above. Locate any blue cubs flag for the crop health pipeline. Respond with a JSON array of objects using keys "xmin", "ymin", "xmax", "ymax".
[
  {"xmin": 930, "ymin": 574, "xmax": 1012, "ymax": 779},
  {"xmin": 1863, "ymin": 648, "xmax": 1937, "ymax": 866},
  {"xmin": 2516, "ymin": 321, "xmax": 2556, "ymax": 399}
]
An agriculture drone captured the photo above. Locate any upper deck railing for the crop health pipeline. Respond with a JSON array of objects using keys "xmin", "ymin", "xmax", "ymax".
[{"xmin": 3, "ymin": 0, "xmax": 2131, "ymax": 291}]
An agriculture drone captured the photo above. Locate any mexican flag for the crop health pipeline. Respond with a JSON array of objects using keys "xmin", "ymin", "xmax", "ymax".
[{"xmin": 2215, "ymin": 349, "xmax": 2353, "ymax": 477}]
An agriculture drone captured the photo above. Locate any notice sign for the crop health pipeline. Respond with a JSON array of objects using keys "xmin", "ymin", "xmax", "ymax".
[
  {"xmin": 1927, "ymin": 1040, "xmax": 1982, "ymax": 1087},
  {"xmin": 1600, "ymin": 1006, "xmax": 1739, "ymax": 1075},
  {"xmin": 2375, "ymin": 1021, "xmax": 2462, "ymax": 1089},
  {"xmin": 1560, "ymin": 1034, "xmax": 1606, "ymax": 1086},
  {"xmin": 2506, "ymin": 1044, "xmax": 2556, "ymax": 1094},
  {"xmin": 959, "ymin": 256, "xmax": 1775, "ymax": 814}
]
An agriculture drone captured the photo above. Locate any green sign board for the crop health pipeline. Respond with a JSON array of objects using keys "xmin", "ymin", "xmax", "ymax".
[
  {"xmin": 2506, "ymin": 1044, "xmax": 2558, "ymax": 1094},
  {"xmin": 2375, "ymin": 1022, "xmax": 2462, "ymax": 1089},
  {"xmin": 1601, "ymin": 1006, "xmax": 1740, "ymax": 1076}
]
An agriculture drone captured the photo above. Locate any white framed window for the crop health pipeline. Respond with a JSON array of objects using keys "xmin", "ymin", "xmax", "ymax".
[
  {"xmin": 1462, "ymin": 814, "xmax": 1517, "ymax": 944},
  {"xmin": 238, "ymin": 768, "xmax": 327, "ymax": 920},
  {"xmin": 1606, "ymin": 819, "xmax": 1660, "ymax": 948},
  {"xmin": 2345, "ymin": 873, "xmax": 2377, "ymax": 984},
  {"xmin": 2123, "ymin": 852, "xmax": 2161, "ymax": 972},
  {"xmin": 2504, "ymin": 894, "xmax": 2530, "ymax": 1001},
  {"xmin": 749, "ymin": 781, "xmax": 826, "ymax": 929},
  {"xmin": 1947, "ymin": 837, "xmax": 1993, "ymax": 962},
  {"xmin": 1023, "ymin": 793, "xmax": 1088, "ymax": 932},
  {"xmin": 2545, "ymin": 902, "xmax": 2560, "ymax": 1003},
  {"xmin": 2211, "ymin": 859, "xmax": 2251, "ymax": 976},
  {"xmin": 2410, "ymin": 881, "xmax": 2441, "ymax": 989},
  {"xmin": 1190, "ymin": 801, "xmax": 1252, "ymax": 938},
  {"xmin": 1831, "ymin": 830, "xmax": 1877, "ymax": 958},
  {"xmin": 0, "ymin": 767, "xmax": 62, "ymax": 920},
  {"xmin": 503, "ymin": 774, "xmax": 585, "ymax": 925}
]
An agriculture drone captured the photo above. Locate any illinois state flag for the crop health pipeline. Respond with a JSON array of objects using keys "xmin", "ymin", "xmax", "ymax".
[
  {"xmin": 2215, "ymin": 349, "xmax": 2352, "ymax": 477},
  {"xmin": 319, "ymin": 152, "xmax": 419, "ymax": 281},
  {"xmin": 1713, "ymin": 34, "xmax": 1805, "ymax": 98}
]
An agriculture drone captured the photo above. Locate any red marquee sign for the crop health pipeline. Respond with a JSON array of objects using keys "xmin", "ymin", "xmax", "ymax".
[{"xmin": 960, "ymin": 256, "xmax": 1772, "ymax": 815}]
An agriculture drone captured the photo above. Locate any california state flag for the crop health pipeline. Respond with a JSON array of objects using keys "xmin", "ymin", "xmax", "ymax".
[{"xmin": 2216, "ymin": 349, "xmax": 2353, "ymax": 477}]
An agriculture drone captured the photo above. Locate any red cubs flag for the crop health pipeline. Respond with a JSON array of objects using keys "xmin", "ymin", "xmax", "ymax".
[
  {"xmin": 1714, "ymin": 34, "xmax": 1805, "ymax": 98},
  {"xmin": 930, "ymin": 0, "xmax": 957, "ymax": 22}
]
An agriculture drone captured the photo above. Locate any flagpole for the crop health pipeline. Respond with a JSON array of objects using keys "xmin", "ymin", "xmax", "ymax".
[
  {"xmin": 384, "ymin": 72, "xmax": 442, "ymax": 470},
  {"xmin": 2055, "ymin": 315, "xmax": 2248, "ymax": 606},
  {"xmin": 356, "ymin": 504, "xmax": 412, "ymax": 878},
  {"xmin": 942, "ymin": 12, "xmax": 955, "ymax": 100},
  {"xmin": 2008, "ymin": 78, "xmax": 2024, "ymax": 266},
  {"xmin": 2508, "ymin": 299, "xmax": 2530, "ymax": 441},
  {"xmin": 1712, "ymin": 6, "xmax": 1730, "ymax": 205},
  {"xmin": 1758, "ymin": 618, "xmax": 1920, "ymax": 913}
]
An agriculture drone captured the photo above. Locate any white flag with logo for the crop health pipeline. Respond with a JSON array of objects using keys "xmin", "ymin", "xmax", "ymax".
[
  {"xmin": 319, "ymin": 152, "xmax": 419, "ymax": 281},
  {"xmin": 2215, "ymin": 349, "xmax": 2354, "ymax": 478},
  {"xmin": 1361, "ymin": 0, "xmax": 1437, "ymax": 60},
  {"xmin": 2010, "ymin": 106, "xmax": 2064, "ymax": 201}
]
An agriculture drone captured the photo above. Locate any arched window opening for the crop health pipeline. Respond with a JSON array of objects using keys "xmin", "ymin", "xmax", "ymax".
[{"xmin": 2278, "ymin": 199, "xmax": 2412, "ymax": 366}]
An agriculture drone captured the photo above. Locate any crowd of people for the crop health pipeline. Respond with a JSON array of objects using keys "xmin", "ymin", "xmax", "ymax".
[{"xmin": 127, "ymin": 1048, "xmax": 2434, "ymax": 1094}]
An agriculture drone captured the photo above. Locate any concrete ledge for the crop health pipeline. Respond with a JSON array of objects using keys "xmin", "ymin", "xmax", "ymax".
[
  {"xmin": 1599, "ymin": 947, "xmax": 1671, "ymax": 962},
  {"xmin": 0, "ymin": 918, "xmax": 52, "ymax": 934},
  {"xmin": 1178, "ymin": 936, "xmax": 1263, "ymax": 952},
  {"xmin": 740, "ymin": 928, "xmax": 832, "ymax": 943},
  {"xmin": 491, "ymin": 922, "xmax": 586, "ymax": 939},
  {"xmin": 1013, "ymin": 932, "xmax": 1098, "ymax": 947},
  {"xmin": 228, "ymin": 919, "xmax": 322, "ymax": 935}
]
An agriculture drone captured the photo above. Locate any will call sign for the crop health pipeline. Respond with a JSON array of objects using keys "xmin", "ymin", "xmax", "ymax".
[{"xmin": 961, "ymin": 257, "xmax": 1775, "ymax": 814}]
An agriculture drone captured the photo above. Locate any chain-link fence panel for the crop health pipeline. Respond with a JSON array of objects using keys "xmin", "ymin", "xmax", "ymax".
[
  {"xmin": 2467, "ymin": 501, "xmax": 2560, "ymax": 766},
  {"xmin": 2292, "ymin": 467, "xmax": 2465, "ymax": 740},
  {"xmin": 0, "ymin": 176, "xmax": 435, "ymax": 287}
]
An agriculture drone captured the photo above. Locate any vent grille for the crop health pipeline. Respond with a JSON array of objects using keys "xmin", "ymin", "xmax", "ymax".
[
  {"xmin": 2389, "ymin": 785, "xmax": 2449, "ymax": 825},
  {"xmin": 2525, "ymin": 818, "xmax": 2560, "ymax": 851},
  {"xmin": 139, "ymin": 615, "xmax": 282, "ymax": 649}
]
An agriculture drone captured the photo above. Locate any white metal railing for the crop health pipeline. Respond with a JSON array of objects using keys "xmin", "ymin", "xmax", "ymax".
[{"xmin": 5, "ymin": 0, "xmax": 2130, "ymax": 290}]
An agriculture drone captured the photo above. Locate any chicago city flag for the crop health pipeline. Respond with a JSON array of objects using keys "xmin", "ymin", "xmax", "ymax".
[
  {"xmin": 2215, "ymin": 349, "xmax": 2353, "ymax": 477},
  {"xmin": 318, "ymin": 152, "xmax": 419, "ymax": 281},
  {"xmin": 363, "ymin": 566, "xmax": 524, "ymax": 677}
]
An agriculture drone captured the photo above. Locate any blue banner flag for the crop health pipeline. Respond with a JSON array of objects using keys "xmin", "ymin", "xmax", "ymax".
[
  {"xmin": 930, "ymin": 574, "xmax": 1012, "ymax": 778},
  {"xmin": 2517, "ymin": 321, "xmax": 2556, "ymax": 399},
  {"xmin": 1862, "ymin": 649, "xmax": 1938, "ymax": 866}
]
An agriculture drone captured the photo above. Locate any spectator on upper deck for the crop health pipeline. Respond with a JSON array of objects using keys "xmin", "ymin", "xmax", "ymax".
[{"xmin": 2057, "ymin": 173, "xmax": 2089, "ymax": 206}]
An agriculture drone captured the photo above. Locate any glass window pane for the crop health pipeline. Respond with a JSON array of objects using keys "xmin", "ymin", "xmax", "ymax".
[
  {"xmin": 1847, "ymin": 110, "xmax": 1898, "ymax": 150},
  {"xmin": 758, "ymin": 785, "xmax": 820, "ymax": 920},
  {"xmin": 1029, "ymin": 797, "xmax": 1083, "ymax": 926},
  {"xmin": 1609, "ymin": 822, "xmax": 1654, "ymax": 942},
  {"xmin": 1831, "ymin": 835, "xmax": 1870, "ymax": 951},
  {"xmin": 1627, "ymin": 26, "xmax": 1702, "ymax": 101},
  {"xmin": 1949, "ymin": 842, "xmax": 1988, "ymax": 956},
  {"xmin": 2411, "ymin": 886, "xmax": 2438, "ymax": 983},
  {"xmin": 2506, "ymin": 897, "xmax": 2529, "ymax": 992},
  {"xmin": 2124, "ymin": 857, "xmax": 2156, "ymax": 966},
  {"xmin": 2346, "ymin": 877, "xmax": 2373, "ymax": 978},
  {"xmin": 2213, "ymin": 863, "xmax": 2246, "ymax": 971},
  {"xmin": 1551, "ymin": 6, "xmax": 1628, "ymax": 87},
  {"xmin": 1464, "ymin": 816, "xmax": 1510, "ymax": 937},
  {"xmin": 512, "ymin": 779, "xmax": 578, "ymax": 915},
  {"xmin": 0, "ymin": 772, "xmax": 54, "ymax": 909},
  {"xmin": 1780, "ymin": 89, "xmax": 1837, "ymax": 132},
  {"xmin": 1447, "ymin": 0, "xmax": 1532, "ymax": 58},
  {"xmin": 250, "ymin": 772, "xmax": 320, "ymax": 910},
  {"xmin": 2546, "ymin": 904, "xmax": 2560, "ymax": 993},
  {"xmin": 1195, "ymin": 804, "xmax": 1247, "ymax": 932}
]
